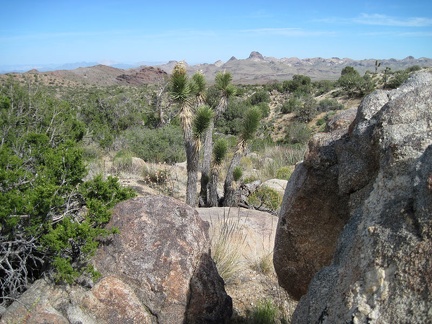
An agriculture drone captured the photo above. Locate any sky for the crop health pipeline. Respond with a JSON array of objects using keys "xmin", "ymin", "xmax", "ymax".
[{"xmin": 1, "ymin": 0, "xmax": 432, "ymax": 67}]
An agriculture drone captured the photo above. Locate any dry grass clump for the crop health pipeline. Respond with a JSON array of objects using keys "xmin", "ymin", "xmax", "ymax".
[
  {"xmin": 209, "ymin": 209, "xmax": 247, "ymax": 284},
  {"xmin": 251, "ymin": 252, "xmax": 274, "ymax": 276}
]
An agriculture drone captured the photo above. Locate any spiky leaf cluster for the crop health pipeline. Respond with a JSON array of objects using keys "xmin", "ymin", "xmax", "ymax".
[
  {"xmin": 193, "ymin": 105, "xmax": 213, "ymax": 138},
  {"xmin": 170, "ymin": 62, "xmax": 190, "ymax": 103},
  {"xmin": 213, "ymin": 139, "xmax": 228, "ymax": 165},
  {"xmin": 241, "ymin": 106, "xmax": 262, "ymax": 142}
]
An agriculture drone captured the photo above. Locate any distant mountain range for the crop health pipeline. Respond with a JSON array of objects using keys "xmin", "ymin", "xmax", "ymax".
[{"xmin": 2, "ymin": 52, "xmax": 432, "ymax": 85}]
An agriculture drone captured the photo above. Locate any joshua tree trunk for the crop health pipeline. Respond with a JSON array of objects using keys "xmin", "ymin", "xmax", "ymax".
[
  {"xmin": 185, "ymin": 139, "xmax": 199, "ymax": 206},
  {"xmin": 199, "ymin": 119, "xmax": 214, "ymax": 206},
  {"xmin": 208, "ymin": 164, "xmax": 220, "ymax": 207},
  {"xmin": 223, "ymin": 143, "xmax": 245, "ymax": 207}
]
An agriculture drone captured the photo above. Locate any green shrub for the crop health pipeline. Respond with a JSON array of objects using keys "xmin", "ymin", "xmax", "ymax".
[
  {"xmin": 249, "ymin": 299, "xmax": 278, "ymax": 324},
  {"xmin": 248, "ymin": 186, "xmax": 282, "ymax": 211},
  {"xmin": 256, "ymin": 102, "xmax": 270, "ymax": 118},
  {"xmin": 276, "ymin": 166, "xmax": 292, "ymax": 180},
  {"xmin": 233, "ymin": 166, "xmax": 243, "ymax": 182},
  {"xmin": 280, "ymin": 97, "xmax": 302, "ymax": 114},
  {"xmin": 317, "ymin": 98, "xmax": 344, "ymax": 112},
  {"xmin": 406, "ymin": 65, "xmax": 421, "ymax": 73},
  {"xmin": 113, "ymin": 150, "xmax": 134, "ymax": 172},
  {"xmin": 386, "ymin": 70, "xmax": 410, "ymax": 89},
  {"xmin": 248, "ymin": 89, "xmax": 270, "ymax": 105},
  {"xmin": 0, "ymin": 80, "xmax": 137, "ymax": 303},
  {"xmin": 284, "ymin": 122, "xmax": 312, "ymax": 145},
  {"xmin": 313, "ymin": 79, "xmax": 336, "ymax": 95},
  {"xmin": 123, "ymin": 124, "xmax": 185, "ymax": 163}
]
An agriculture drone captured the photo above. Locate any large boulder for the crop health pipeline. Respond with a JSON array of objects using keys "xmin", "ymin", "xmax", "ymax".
[
  {"xmin": 273, "ymin": 117, "xmax": 352, "ymax": 300},
  {"xmin": 1, "ymin": 195, "xmax": 232, "ymax": 323},
  {"xmin": 274, "ymin": 70, "xmax": 432, "ymax": 322}
]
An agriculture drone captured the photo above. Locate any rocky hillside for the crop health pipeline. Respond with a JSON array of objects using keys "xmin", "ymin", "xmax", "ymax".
[
  {"xmin": 3, "ymin": 52, "xmax": 431, "ymax": 86},
  {"xmin": 161, "ymin": 52, "xmax": 432, "ymax": 84},
  {"xmin": 274, "ymin": 70, "xmax": 432, "ymax": 322}
]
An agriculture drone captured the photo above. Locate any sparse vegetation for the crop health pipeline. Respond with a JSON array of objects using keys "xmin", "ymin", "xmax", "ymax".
[
  {"xmin": 248, "ymin": 299, "xmax": 279, "ymax": 324},
  {"xmin": 248, "ymin": 186, "xmax": 282, "ymax": 212},
  {"xmin": 1, "ymin": 61, "xmax": 427, "ymax": 315},
  {"xmin": 209, "ymin": 209, "xmax": 247, "ymax": 283}
]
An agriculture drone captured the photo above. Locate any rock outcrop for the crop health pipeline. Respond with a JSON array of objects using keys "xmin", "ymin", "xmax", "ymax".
[
  {"xmin": 274, "ymin": 71, "xmax": 432, "ymax": 322},
  {"xmin": 1, "ymin": 196, "xmax": 232, "ymax": 323}
]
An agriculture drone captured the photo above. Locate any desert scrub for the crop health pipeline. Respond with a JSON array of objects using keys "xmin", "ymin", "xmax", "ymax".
[
  {"xmin": 142, "ymin": 163, "xmax": 170, "ymax": 184},
  {"xmin": 112, "ymin": 150, "xmax": 134, "ymax": 173},
  {"xmin": 0, "ymin": 81, "xmax": 136, "ymax": 305},
  {"xmin": 275, "ymin": 166, "xmax": 292, "ymax": 180},
  {"xmin": 248, "ymin": 299, "xmax": 279, "ymax": 324},
  {"xmin": 141, "ymin": 163, "xmax": 177, "ymax": 196},
  {"xmin": 248, "ymin": 186, "xmax": 282, "ymax": 212},
  {"xmin": 123, "ymin": 124, "xmax": 185, "ymax": 163},
  {"xmin": 209, "ymin": 209, "xmax": 247, "ymax": 283},
  {"xmin": 252, "ymin": 252, "xmax": 274, "ymax": 276}
]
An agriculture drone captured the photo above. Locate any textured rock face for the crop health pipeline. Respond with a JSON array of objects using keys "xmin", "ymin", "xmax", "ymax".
[
  {"xmin": 273, "ymin": 116, "xmax": 353, "ymax": 300},
  {"xmin": 1, "ymin": 195, "xmax": 232, "ymax": 323},
  {"xmin": 274, "ymin": 71, "xmax": 432, "ymax": 322}
]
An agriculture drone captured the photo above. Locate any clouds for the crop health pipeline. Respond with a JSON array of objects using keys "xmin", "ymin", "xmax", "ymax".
[
  {"xmin": 353, "ymin": 13, "xmax": 432, "ymax": 27},
  {"xmin": 320, "ymin": 13, "xmax": 432, "ymax": 28},
  {"xmin": 238, "ymin": 28, "xmax": 336, "ymax": 37}
]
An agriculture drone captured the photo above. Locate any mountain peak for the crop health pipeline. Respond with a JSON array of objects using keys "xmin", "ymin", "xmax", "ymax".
[{"xmin": 248, "ymin": 51, "xmax": 265, "ymax": 61}]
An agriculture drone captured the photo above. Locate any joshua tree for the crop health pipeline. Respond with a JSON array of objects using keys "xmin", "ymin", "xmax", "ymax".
[
  {"xmin": 200, "ymin": 71, "xmax": 236, "ymax": 206},
  {"xmin": 169, "ymin": 62, "xmax": 212, "ymax": 206},
  {"xmin": 223, "ymin": 106, "xmax": 261, "ymax": 207},
  {"xmin": 208, "ymin": 138, "xmax": 228, "ymax": 207},
  {"xmin": 374, "ymin": 60, "xmax": 381, "ymax": 74}
]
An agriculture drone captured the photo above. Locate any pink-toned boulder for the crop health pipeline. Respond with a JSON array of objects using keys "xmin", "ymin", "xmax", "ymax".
[{"xmin": 1, "ymin": 195, "xmax": 232, "ymax": 323}]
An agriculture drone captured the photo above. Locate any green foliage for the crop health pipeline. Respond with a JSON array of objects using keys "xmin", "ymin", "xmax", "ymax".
[
  {"xmin": 248, "ymin": 90, "xmax": 270, "ymax": 106},
  {"xmin": 233, "ymin": 166, "xmax": 243, "ymax": 182},
  {"xmin": 256, "ymin": 102, "xmax": 270, "ymax": 118},
  {"xmin": 406, "ymin": 65, "xmax": 422, "ymax": 73},
  {"xmin": 241, "ymin": 107, "xmax": 262, "ymax": 142},
  {"xmin": 193, "ymin": 105, "xmax": 213, "ymax": 137},
  {"xmin": 284, "ymin": 122, "xmax": 312, "ymax": 145},
  {"xmin": 316, "ymin": 98, "xmax": 344, "ymax": 112},
  {"xmin": 248, "ymin": 186, "xmax": 282, "ymax": 211},
  {"xmin": 122, "ymin": 124, "xmax": 185, "ymax": 163},
  {"xmin": 386, "ymin": 70, "xmax": 410, "ymax": 89},
  {"xmin": 282, "ymin": 74, "xmax": 312, "ymax": 95},
  {"xmin": 215, "ymin": 71, "xmax": 236, "ymax": 98},
  {"xmin": 169, "ymin": 62, "xmax": 190, "ymax": 103},
  {"xmin": 313, "ymin": 79, "xmax": 336, "ymax": 95},
  {"xmin": 337, "ymin": 67, "xmax": 375, "ymax": 97},
  {"xmin": 216, "ymin": 97, "xmax": 249, "ymax": 135},
  {"xmin": 296, "ymin": 95, "xmax": 318, "ymax": 123},
  {"xmin": 190, "ymin": 72, "xmax": 206, "ymax": 96},
  {"xmin": 249, "ymin": 299, "xmax": 279, "ymax": 324},
  {"xmin": 74, "ymin": 86, "xmax": 146, "ymax": 148},
  {"xmin": 281, "ymin": 97, "xmax": 302, "ymax": 114},
  {"xmin": 276, "ymin": 166, "xmax": 292, "ymax": 180},
  {"xmin": 213, "ymin": 138, "xmax": 228, "ymax": 165},
  {"xmin": 341, "ymin": 66, "xmax": 357, "ymax": 76},
  {"xmin": 0, "ymin": 81, "xmax": 136, "ymax": 303}
]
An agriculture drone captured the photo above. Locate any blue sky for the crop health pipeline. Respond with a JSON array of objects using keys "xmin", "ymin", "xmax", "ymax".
[{"xmin": 1, "ymin": 0, "xmax": 432, "ymax": 66}]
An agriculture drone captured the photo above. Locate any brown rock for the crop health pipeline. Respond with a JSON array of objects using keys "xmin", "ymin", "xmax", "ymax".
[
  {"xmin": 273, "ymin": 129, "xmax": 350, "ymax": 300},
  {"xmin": 1, "ymin": 195, "xmax": 232, "ymax": 323},
  {"xmin": 274, "ymin": 71, "xmax": 432, "ymax": 322},
  {"xmin": 93, "ymin": 195, "xmax": 232, "ymax": 323}
]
